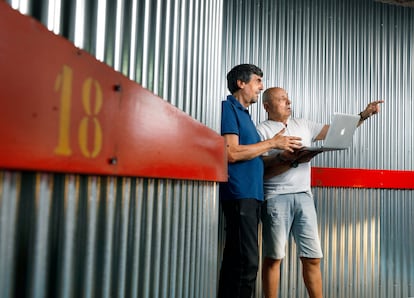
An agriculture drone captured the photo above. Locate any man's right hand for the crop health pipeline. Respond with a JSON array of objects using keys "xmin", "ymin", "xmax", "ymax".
[{"xmin": 270, "ymin": 128, "xmax": 302, "ymax": 152}]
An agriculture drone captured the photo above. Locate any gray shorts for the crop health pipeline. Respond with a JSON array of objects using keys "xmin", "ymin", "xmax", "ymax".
[{"xmin": 262, "ymin": 192, "xmax": 323, "ymax": 259}]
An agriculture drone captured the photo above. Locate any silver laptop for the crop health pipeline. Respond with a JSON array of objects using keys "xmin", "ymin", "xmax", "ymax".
[{"xmin": 303, "ymin": 113, "xmax": 360, "ymax": 152}]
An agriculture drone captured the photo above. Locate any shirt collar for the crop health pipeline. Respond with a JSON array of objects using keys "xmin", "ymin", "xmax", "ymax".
[{"xmin": 227, "ymin": 95, "xmax": 247, "ymax": 111}]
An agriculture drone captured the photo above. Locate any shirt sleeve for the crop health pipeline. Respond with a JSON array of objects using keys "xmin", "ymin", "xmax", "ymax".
[
  {"xmin": 306, "ymin": 119, "xmax": 325, "ymax": 141},
  {"xmin": 221, "ymin": 100, "xmax": 239, "ymax": 136}
]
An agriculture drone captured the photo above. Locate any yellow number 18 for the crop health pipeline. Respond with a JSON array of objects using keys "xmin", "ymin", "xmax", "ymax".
[{"xmin": 54, "ymin": 65, "xmax": 103, "ymax": 158}]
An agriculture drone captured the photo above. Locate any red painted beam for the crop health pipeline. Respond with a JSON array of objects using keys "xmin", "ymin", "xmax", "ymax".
[
  {"xmin": 311, "ymin": 167, "xmax": 414, "ymax": 189},
  {"xmin": 0, "ymin": 3, "xmax": 227, "ymax": 182}
]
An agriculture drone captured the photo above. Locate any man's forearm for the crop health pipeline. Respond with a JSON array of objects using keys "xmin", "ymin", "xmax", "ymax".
[{"xmin": 263, "ymin": 154, "xmax": 291, "ymax": 179}]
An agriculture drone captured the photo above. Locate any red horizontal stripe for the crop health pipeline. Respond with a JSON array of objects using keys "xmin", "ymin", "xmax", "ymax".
[{"xmin": 311, "ymin": 167, "xmax": 414, "ymax": 189}]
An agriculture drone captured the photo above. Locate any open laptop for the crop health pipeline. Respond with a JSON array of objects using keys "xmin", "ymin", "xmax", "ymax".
[{"xmin": 302, "ymin": 113, "xmax": 360, "ymax": 152}]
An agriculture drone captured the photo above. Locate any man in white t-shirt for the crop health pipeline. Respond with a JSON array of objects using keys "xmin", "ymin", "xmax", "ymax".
[{"xmin": 256, "ymin": 87, "xmax": 383, "ymax": 298}]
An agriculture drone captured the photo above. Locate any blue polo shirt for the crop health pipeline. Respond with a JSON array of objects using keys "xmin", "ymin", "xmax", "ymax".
[{"xmin": 220, "ymin": 95, "xmax": 264, "ymax": 201}]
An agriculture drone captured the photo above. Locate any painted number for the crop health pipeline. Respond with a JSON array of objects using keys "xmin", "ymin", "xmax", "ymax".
[
  {"xmin": 79, "ymin": 78, "xmax": 103, "ymax": 158},
  {"xmin": 54, "ymin": 65, "xmax": 103, "ymax": 158},
  {"xmin": 54, "ymin": 65, "xmax": 73, "ymax": 156}
]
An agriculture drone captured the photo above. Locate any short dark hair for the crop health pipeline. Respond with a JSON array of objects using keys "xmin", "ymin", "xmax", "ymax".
[{"xmin": 226, "ymin": 64, "xmax": 263, "ymax": 94}]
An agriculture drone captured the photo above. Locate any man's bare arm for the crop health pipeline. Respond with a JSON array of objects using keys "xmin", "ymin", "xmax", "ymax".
[{"xmin": 224, "ymin": 129, "xmax": 301, "ymax": 163}]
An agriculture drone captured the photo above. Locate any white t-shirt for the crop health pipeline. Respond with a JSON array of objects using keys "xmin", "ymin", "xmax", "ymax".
[{"xmin": 256, "ymin": 118, "xmax": 324, "ymax": 197}]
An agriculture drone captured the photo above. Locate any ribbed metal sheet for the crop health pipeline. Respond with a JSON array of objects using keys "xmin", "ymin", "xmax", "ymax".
[
  {"xmin": 224, "ymin": 0, "xmax": 414, "ymax": 171},
  {"xmin": 7, "ymin": 0, "xmax": 224, "ymax": 131},
  {"xmin": 313, "ymin": 188, "xmax": 381, "ymax": 298},
  {"xmin": 222, "ymin": 0, "xmax": 414, "ymax": 297},
  {"xmin": 219, "ymin": 185, "xmax": 414, "ymax": 298},
  {"xmin": 0, "ymin": 171, "xmax": 219, "ymax": 298},
  {"xmin": 4, "ymin": 0, "xmax": 224, "ymax": 297},
  {"xmin": 4, "ymin": 0, "xmax": 414, "ymax": 297}
]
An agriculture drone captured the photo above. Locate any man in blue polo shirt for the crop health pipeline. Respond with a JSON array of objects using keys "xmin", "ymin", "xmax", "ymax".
[{"xmin": 218, "ymin": 64, "xmax": 302, "ymax": 298}]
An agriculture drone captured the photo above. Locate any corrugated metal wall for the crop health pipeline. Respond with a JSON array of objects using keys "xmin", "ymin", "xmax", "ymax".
[
  {"xmin": 2, "ymin": 0, "xmax": 224, "ymax": 297},
  {"xmin": 223, "ymin": 0, "xmax": 414, "ymax": 172},
  {"xmin": 277, "ymin": 187, "xmax": 411, "ymax": 298},
  {"xmin": 222, "ymin": 0, "xmax": 414, "ymax": 297},
  {"xmin": 8, "ymin": 0, "xmax": 224, "ymax": 130},
  {"xmin": 3, "ymin": 0, "xmax": 414, "ymax": 297},
  {"xmin": 0, "ymin": 170, "xmax": 219, "ymax": 298}
]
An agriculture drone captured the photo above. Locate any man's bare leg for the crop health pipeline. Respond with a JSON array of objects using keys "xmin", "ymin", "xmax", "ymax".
[
  {"xmin": 301, "ymin": 257, "xmax": 323, "ymax": 298},
  {"xmin": 262, "ymin": 257, "xmax": 282, "ymax": 298}
]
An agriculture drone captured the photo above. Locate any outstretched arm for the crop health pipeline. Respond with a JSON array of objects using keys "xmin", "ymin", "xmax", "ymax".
[{"xmin": 358, "ymin": 100, "xmax": 384, "ymax": 126}]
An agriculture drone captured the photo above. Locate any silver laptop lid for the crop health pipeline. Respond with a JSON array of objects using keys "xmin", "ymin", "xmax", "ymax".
[{"xmin": 323, "ymin": 113, "xmax": 360, "ymax": 148}]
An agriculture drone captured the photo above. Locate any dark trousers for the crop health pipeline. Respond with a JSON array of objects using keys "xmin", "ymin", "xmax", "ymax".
[{"xmin": 218, "ymin": 199, "xmax": 261, "ymax": 298}]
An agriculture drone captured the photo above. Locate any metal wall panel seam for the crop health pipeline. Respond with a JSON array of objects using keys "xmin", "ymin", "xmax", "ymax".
[
  {"xmin": 182, "ymin": 182, "xmax": 193, "ymax": 298},
  {"xmin": 46, "ymin": 0, "xmax": 62, "ymax": 33},
  {"xmin": 140, "ymin": 0, "xmax": 151, "ymax": 89},
  {"xmin": 116, "ymin": 178, "xmax": 131, "ymax": 297},
  {"xmin": 59, "ymin": 175, "xmax": 79, "ymax": 298},
  {"xmin": 168, "ymin": 0, "xmax": 180, "ymax": 107},
  {"xmin": 94, "ymin": 0, "xmax": 107, "ymax": 61},
  {"xmin": 189, "ymin": 182, "xmax": 198, "ymax": 298},
  {"xmin": 101, "ymin": 177, "xmax": 116, "ymax": 298},
  {"xmin": 183, "ymin": 0, "xmax": 193, "ymax": 116},
  {"xmin": 83, "ymin": 176, "xmax": 100, "ymax": 298},
  {"xmin": 0, "ymin": 171, "xmax": 20, "ymax": 298},
  {"xmin": 73, "ymin": 0, "xmax": 85, "ymax": 49},
  {"xmin": 141, "ymin": 179, "xmax": 155, "ymax": 297},
  {"xmin": 31, "ymin": 174, "xmax": 53, "ymax": 298},
  {"xmin": 150, "ymin": 179, "xmax": 164, "ymax": 298},
  {"xmin": 152, "ymin": 0, "xmax": 163, "ymax": 95},
  {"xmin": 193, "ymin": 0, "xmax": 202, "ymax": 122},
  {"xmin": 112, "ymin": 0, "xmax": 124, "ymax": 72},
  {"xmin": 198, "ymin": 184, "xmax": 207, "ymax": 298},
  {"xmin": 128, "ymin": 0, "xmax": 139, "ymax": 80},
  {"xmin": 9, "ymin": 0, "xmax": 29, "ymax": 15},
  {"xmin": 159, "ymin": 179, "xmax": 173, "ymax": 297},
  {"xmin": 130, "ymin": 177, "xmax": 143, "ymax": 298},
  {"xmin": 208, "ymin": 183, "xmax": 219, "ymax": 297}
]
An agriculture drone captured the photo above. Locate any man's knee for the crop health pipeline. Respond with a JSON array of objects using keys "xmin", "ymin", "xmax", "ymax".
[
  {"xmin": 263, "ymin": 257, "xmax": 282, "ymax": 268},
  {"xmin": 300, "ymin": 257, "xmax": 321, "ymax": 268}
]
